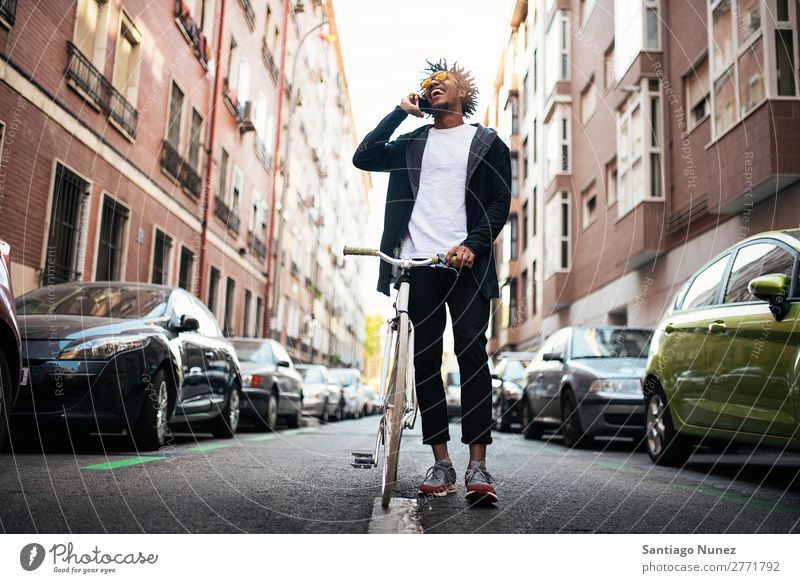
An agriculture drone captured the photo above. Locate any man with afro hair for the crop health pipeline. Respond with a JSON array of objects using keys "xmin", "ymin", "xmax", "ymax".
[{"xmin": 353, "ymin": 59, "xmax": 511, "ymax": 504}]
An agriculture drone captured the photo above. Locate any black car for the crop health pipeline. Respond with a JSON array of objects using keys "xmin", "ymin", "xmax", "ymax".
[
  {"xmin": 13, "ymin": 282, "xmax": 243, "ymax": 450},
  {"xmin": 229, "ymin": 338, "xmax": 304, "ymax": 430},
  {"xmin": 491, "ymin": 352, "xmax": 534, "ymax": 432},
  {"xmin": 520, "ymin": 326, "xmax": 652, "ymax": 447},
  {"xmin": 0, "ymin": 240, "xmax": 22, "ymax": 450}
]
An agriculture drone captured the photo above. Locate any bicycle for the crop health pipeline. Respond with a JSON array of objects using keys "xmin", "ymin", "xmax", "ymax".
[{"xmin": 344, "ymin": 246, "xmax": 455, "ymax": 507}]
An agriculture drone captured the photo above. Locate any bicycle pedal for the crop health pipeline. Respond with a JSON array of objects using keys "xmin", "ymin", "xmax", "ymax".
[{"xmin": 350, "ymin": 451, "xmax": 374, "ymax": 469}]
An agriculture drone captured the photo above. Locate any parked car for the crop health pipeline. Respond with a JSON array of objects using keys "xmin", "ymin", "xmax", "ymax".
[
  {"xmin": 358, "ymin": 385, "xmax": 377, "ymax": 416},
  {"xmin": 13, "ymin": 283, "xmax": 243, "ymax": 450},
  {"xmin": 492, "ymin": 352, "xmax": 534, "ymax": 432},
  {"xmin": 330, "ymin": 368, "xmax": 362, "ymax": 419},
  {"xmin": 295, "ymin": 364, "xmax": 344, "ymax": 422},
  {"xmin": 445, "ymin": 371, "xmax": 461, "ymax": 419},
  {"xmin": 644, "ymin": 230, "xmax": 800, "ymax": 465},
  {"xmin": 0, "ymin": 240, "xmax": 22, "ymax": 450},
  {"xmin": 229, "ymin": 338, "xmax": 304, "ymax": 430},
  {"xmin": 520, "ymin": 326, "xmax": 652, "ymax": 447}
]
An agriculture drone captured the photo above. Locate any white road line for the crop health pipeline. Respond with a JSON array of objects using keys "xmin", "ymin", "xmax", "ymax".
[{"xmin": 367, "ymin": 497, "xmax": 423, "ymax": 534}]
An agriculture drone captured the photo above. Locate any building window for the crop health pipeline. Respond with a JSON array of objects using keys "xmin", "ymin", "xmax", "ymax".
[
  {"xmin": 580, "ymin": 0, "xmax": 595, "ymax": 26},
  {"xmin": 523, "ymin": 71, "xmax": 530, "ymax": 117},
  {"xmin": 582, "ymin": 189, "xmax": 598, "ymax": 228},
  {"xmin": 208, "ymin": 266, "xmax": 220, "ymax": 315},
  {"xmin": 645, "ymin": 0, "xmax": 660, "ymax": 49},
  {"xmin": 606, "ymin": 158, "xmax": 617, "ymax": 206},
  {"xmin": 507, "ymin": 92, "xmax": 520, "ymax": 135},
  {"xmin": 510, "ymin": 155, "xmax": 519, "ymax": 197},
  {"xmin": 178, "ymin": 246, "xmax": 194, "ymax": 292},
  {"xmin": 714, "ymin": 67, "xmax": 737, "ymax": 135},
  {"xmin": 545, "ymin": 192, "xmax": 571, "ymax": 276},
  {"xmin": 46, "ymin": 164, "xmax": 89, "ymax": 284},
  {"xmin": 218, "ymin": 148, "xmax": 229, "ymax": 198},
  {"xmin": 604, "ymin": 42, "xmax": 615, "ymax": 88},
  {"xmin": 545, "ymin": 108, "xmax": 570, "ymax": 184},
  {"xmin": 509, "ymin": 215, "xmax": 518, "ymax": 259},
  {"xmin": 255, "ymin": 296, "xmax": 264, "ymax": 337},
  {"xmin": 775, "ymin": 28, "xmax": 796, "ymax": 96},
  {"xmin": 73, "ymin": 0, "xmax": 109, "ymax": 67},
  {"xmin": 581, "ymin": 78, "xmax": 597, "ymax": 123},
  {"xmin": 243, "ymin": 289, "xmax": 252, "ymax": 337},
  {"xmin": 616, "ymin": 80, "xmax": 663, "ymax": 216},
  {"xmin": 166, "ymin": 81, "xmax": 184, "ymax": 148},
  {"xmin": 112, "ymin": 12, "xmax": 142, "ymax": 107},
  {"xmin": 614, "ymin": 1, "xmax": 661, "ymax": 79},
  {"xmin": 523, "ymin": 138, "xmax": 529, "ymax": 185},
  {"xmin": 522, "ymin": 201, "xmax": 529, "ymax": 250},
  {"xmin": 532, "ymin": 118, "xmax": 538, "ymax": 162},
  {"xmin": 712, "ymin": 0, "xmax": 735, "ymax": 74},
  {"xmin": 501, "ymin": 283, "xmax": 510, "ymax": 328},
  {"xmin": 685, "ymin": 56, "xmax": 710, "ymax": 131},
  {"xmin": 545, "ymin": 9, "xmax": 570, "ymax": 94},
  {"xmin": 532, "ymin": 187, "xmax": 538, "ymax": 236},
  {"xmin": 508, "ymin": 278, "xmax": 518, "ymax": 327},
  {"xmin": 224, "ymin": 277, "xmax": 235, "ymax": 336},
  {"xmin": 230, "ymin": 166, "xmax": 243, "ymax": 212},
  {"xmin": 95, "ymin": 196, "xmax": 128, "ymax": 281},
  {"xmin": 187, "ymin": 108, "xmax": 204, "ymax": 170},
  {"xmin": 531, "ymin": 260, "xmax": 538, "ymax": 315},
  {"xmin": 532, "ymin": 48, "xmax": 538, "ymax": 94},
  {"xmin": 520, "ymin": 269, "xmax": 528, "ymax": 322},
  {"xmin": 151, "ymin": 229, "xmax": 172, "ymax": 285}
]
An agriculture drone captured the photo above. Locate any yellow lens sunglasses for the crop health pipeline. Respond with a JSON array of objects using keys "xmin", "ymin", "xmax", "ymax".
[{"xmin": 420, "ymin": 71, "xmax": 451, "ymax": 89}]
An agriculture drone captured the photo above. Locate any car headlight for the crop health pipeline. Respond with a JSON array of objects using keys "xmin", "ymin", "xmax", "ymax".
[
  {"xmin": 501, "ymin": 381, "xmax": 523, "ymax": 398},
  {"xmin": 58, "ymin": 335, "xmax": 151, "ymax": 360},
  {"xmin": 588, "ymin": 379, "xmax": 642, "ymax": 395}
]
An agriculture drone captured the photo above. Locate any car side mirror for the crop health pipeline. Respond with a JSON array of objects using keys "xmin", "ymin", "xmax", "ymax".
[
  {"xmin": 178, "ymin": 315, "xmax": 200, "ymax": 332},
  {"xmin": 542, "ymin": 352, "xmax": 564, "ymax": 362},
  {"xmin": 277, "ymin": 359, "xmax": 291, "ymax": 368},
  {"xmin": 748, "ymin": 273, "xmax": 791, "ymax": 321}
]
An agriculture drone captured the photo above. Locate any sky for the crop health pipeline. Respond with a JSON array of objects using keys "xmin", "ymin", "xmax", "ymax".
[{"xmin": 333, "ymin": 0, "xmax": 518, "ymax": 316}]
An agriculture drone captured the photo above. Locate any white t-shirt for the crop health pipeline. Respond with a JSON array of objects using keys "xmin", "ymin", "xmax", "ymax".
[{"xmin": 400, "ymin": 123, "xmax": 478, "ymax": 257}]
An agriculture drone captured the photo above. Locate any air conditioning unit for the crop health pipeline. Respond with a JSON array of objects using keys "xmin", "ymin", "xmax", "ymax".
[{"xmin": 237, "ymin": 101, "xmax": 255, "ymax": 134}]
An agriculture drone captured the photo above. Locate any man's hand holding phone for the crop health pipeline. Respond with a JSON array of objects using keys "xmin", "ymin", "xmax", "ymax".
[{"xmin": 400, "ymin": 93, "xmax": 425, "ymax": 118}]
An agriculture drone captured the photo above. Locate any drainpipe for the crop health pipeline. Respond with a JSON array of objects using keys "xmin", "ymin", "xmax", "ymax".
[
  {"xmin": 263, "ymin": 0, "xmax": 291, "ymax": 337},
  {"xmin": 198, "ymin": 0, "xmax": 227, "ymax": 301}
]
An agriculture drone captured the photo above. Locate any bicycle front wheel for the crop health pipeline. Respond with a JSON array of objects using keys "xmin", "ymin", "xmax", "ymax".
[{"xmin": 381, "ymin": 312, "xmax": 409, "ymax": 507}]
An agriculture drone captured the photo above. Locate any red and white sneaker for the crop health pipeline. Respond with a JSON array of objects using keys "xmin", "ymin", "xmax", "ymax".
[
  {"xmin": 418, "ymin": 460, "xmax": 457, "ymax": 497},
  {"xmin": 464, "ymin": 462, "xmax": 498, "ymax": 504}
]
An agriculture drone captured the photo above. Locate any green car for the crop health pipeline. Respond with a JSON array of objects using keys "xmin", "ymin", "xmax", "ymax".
[{"xmin": 644, "ymin": 229, "xmax": 800, "ymax": 465}]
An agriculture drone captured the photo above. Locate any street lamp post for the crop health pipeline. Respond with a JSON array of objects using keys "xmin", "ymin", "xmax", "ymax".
[{"xmin": 266, "ymin": 17, "xmax": 330, "ymax": 344}]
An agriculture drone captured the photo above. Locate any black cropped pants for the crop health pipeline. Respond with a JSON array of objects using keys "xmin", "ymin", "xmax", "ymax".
[{"xmin": 407, "ymin": 266, "xmax": 493, "ymax": 445}]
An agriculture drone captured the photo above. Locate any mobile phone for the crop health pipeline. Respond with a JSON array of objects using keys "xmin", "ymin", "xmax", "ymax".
[{"xmin": 418, "ymin": 95, "xmax": 433, "ymax": 114}]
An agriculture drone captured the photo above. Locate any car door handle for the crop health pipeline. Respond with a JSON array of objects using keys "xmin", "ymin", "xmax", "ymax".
[
  {"xmin": 664, "ymin": 323, "xmax": 675, "ymax": 334},
  {"xmin": 708, "ymin": 321, "xmax": 726, "ymax": 334}
]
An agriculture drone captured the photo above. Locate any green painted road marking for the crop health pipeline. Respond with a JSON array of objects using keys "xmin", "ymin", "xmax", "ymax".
[
  {"xmin": 247, "ymin": 434, "xmax": 278, "ymax": 442},
  {"xmin": 186, "ymin": 443, "xmax": 231, "ymax": 452},
  {"xmin": 596, "ymin": 460, "xmax": 644, "ymax": 475},
  {"xmin": 82, "ymin": 456, "xmax": 164, "ymax": 470},
  {"xmin": 679, "ymin": 484, "xmax": 800, "ymax": 515}
]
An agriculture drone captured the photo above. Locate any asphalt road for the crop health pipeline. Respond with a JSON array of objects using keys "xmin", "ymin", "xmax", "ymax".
[{"xmin": 1, "ymin": 416, "xmax": 799, "ymax": 533}]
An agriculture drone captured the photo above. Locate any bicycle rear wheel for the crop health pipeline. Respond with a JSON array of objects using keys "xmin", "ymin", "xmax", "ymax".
[{"xmin": 381, "ymin": 312, "xmax": 409, "ymax": 507}]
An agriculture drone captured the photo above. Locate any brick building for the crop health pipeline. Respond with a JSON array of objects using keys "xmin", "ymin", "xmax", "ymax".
[
  {"xmin": 0, "ymin": 0, "xmax": 366, "ymax": 366},
  {"xmin": 486, "ymin": 0, "xmax": 800, "ymax": 353}
]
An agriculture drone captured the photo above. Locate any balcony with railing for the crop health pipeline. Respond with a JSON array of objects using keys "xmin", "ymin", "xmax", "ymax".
[
  {"xmin": 160, "ymin": 140, "xmax": 202, "ymax": 198},
  {"xmin": 261, "ymin": 37, "xmax": 280, "ymax": 83},
  {"xmin": 238, "ymin": 0, "xmax": 255, "ymax": 28},
  {"xmin": 65, "ymin": 42, "xmax": 138, "ymax": 137},
  {"xmin": 0, "ymin": 0, "xmax": 17, "ymax": 25},
  {"xmin": 247, "ymin": 231, "xmax": 267, "ymax": 259},
  {"xmin": 214, "ymin": 196, "xmax": 241, "ymax": 233},
  {"xmin": 174, "ymin": 0, "xmax": 212, "ymax": 68}
]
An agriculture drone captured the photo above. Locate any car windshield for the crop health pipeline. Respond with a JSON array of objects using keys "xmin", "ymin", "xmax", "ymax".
[
  {"xmin": 571, "ymin": 328, "xmax": 652, "ymax": 359},
  {"xmin": 231, "ymin": 340, "xmax": 274, "ymax": 364},
  {"xmin": 501, "ymin": 360, "xmax": 527, "ymax": 381},
  {"xmin": 333, "ymin": 370, "xmax": 357, "ymax": 386},
  {"xmin": 299, "ymin": 367, "xmax": 326, "ymax": 384},
  {"xmin": 16, "ymin": 285, "xmax": 168, "ymax": 319}
]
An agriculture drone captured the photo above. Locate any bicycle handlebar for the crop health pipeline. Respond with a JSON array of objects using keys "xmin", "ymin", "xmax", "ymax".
[{"xmin": 342, "ymin": 246, "xmax": 447, "ymax": 268}]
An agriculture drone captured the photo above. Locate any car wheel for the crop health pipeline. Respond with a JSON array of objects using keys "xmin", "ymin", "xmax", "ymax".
[
  {"xmin": 520, "ymin": 397, "xmax": 543, "ymax": 440},
  {"xmin": 211, "ymin": 386, "xmax": 241, "ymax": 438},
  {"xmin": 285, "ymin": 407, "xmax": 302, "ymax": 429},
  {"xmin": 644, "ymin": 382, "xmax": 692, "ymax": 466},
  {"xmin": 561, "ymin": 390, "xmax": 592, "ymax": 449},
  {"xmin": 253, "ymin": 391, "xmax": 278, "ymax": 432},
  {"xmin": 493, "ymin": 399, "xmax": 510, "ymax": 432},
  {"xmin": 131, "ymin": 368, "xmax": 171, "ymax": 451},
  {"xmin": 0, "ymin": 349, "xmax": 13, "ymax": 451}
]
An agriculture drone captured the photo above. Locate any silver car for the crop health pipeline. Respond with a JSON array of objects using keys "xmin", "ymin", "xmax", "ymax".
[
  {"xmin": 330, "ymin": 368, "xmax": 362, "ymax": 419},
  {"xmin": 296, "ymin": 364, "xmax": 344, "ymax": 422}
]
